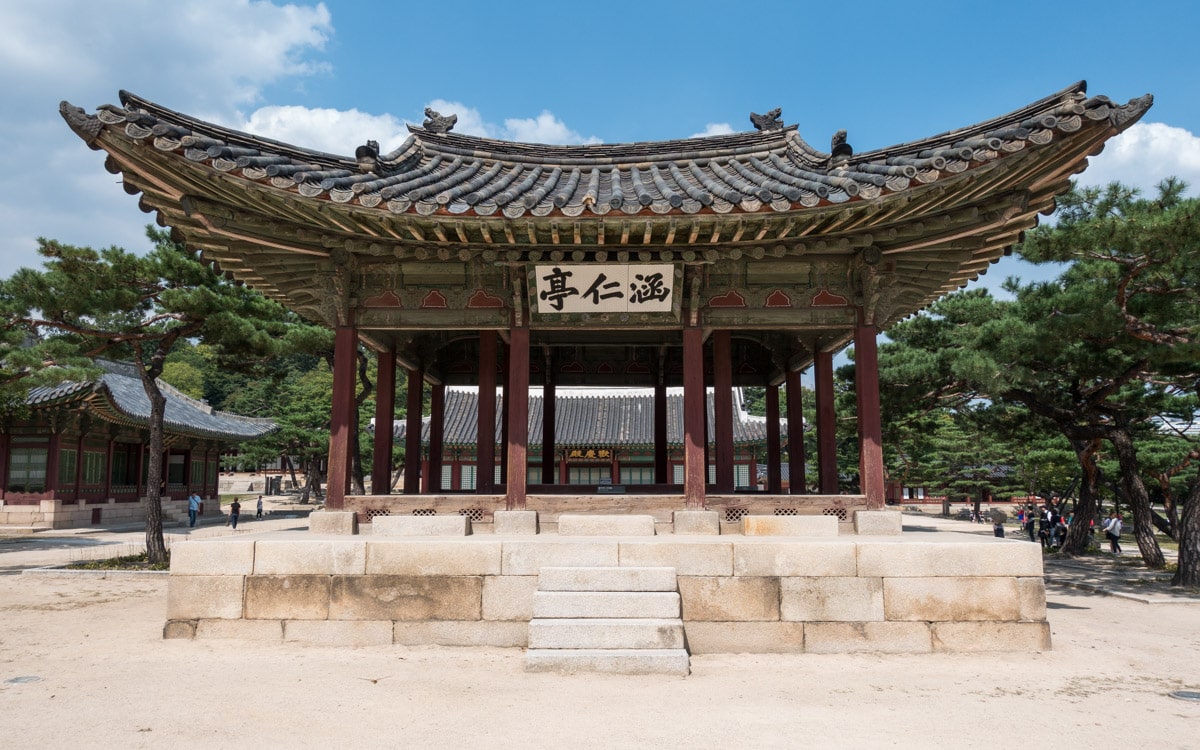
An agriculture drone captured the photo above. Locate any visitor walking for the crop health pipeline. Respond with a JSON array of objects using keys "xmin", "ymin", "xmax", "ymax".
[
  {"xmin": 1102, "ymin": 511, "xmax": 1123, "ymax": 554},
  {"xmin": 1024, "ymin": 507, "xmax": 1037, "ymax": 542},
  {"xmin": 256, "ymin": 495, "xmax": 264, "ymax": 520},
  {"xmin": 229, "ymin": 499, "xmax": 242, "ymax": 530},
  {"xmin": 187, "ymin": 493, "xmax": 201, "ymax": 528}
]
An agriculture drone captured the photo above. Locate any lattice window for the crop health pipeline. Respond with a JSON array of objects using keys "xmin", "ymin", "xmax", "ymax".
[
  {"xmin": 822, "ymin": 507, "xmax": 848, "ymax": 521},
  {"xmin": 774, "ymin": 507, "xmax": 800, "ymax": 516},
  {"xmin": 361, "ymin": 508, "xmax": 391, "ymax": 522},
  {"xmin": 413, "ymin": 508, "xmax": 437, "ymax": 516},
  {"xmin": 458, "ymin": 507, "xmax": 485, "ymax": 521},
  {"xmin": 724, "ymin": 508, "xmax": 749, "ymax": 522}
]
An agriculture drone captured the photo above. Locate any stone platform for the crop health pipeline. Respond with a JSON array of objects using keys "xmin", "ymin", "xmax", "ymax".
[{"xmin": 163, "ymin": 516, "xmax": 1050, "ymax": 655}]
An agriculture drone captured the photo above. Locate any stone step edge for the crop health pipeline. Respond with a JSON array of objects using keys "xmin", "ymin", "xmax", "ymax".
[
  {"xmin": 524, "ymin": 648, "xmax": 691, "ymax": 676},
  {"xmin": 537, "ymin": 566, "xmax": 679, "ymax": 592},
  {"xmin": 528, "ymin": 618, "xmax": 685, "ymax": 650}
]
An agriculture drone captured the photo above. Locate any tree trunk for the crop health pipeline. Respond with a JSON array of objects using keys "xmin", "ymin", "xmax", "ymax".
[
  {"xmin": 1110, "ymin": 428, "xmax": 1166, "ymax": 568},
  {"xmin": 941, "ymin": 495, "xmax": 950, "ymax": 518},
  {"xmin": 138, "ymin": 376, "xmax": 169, "ymax": 564},
  {"xmin": 1061, "ymin": 438, "xmax": 1102, "ymax": 556},
  {"xmin": 1173, "ymin": 470, "xmax": 1200, "ymax": 587}
]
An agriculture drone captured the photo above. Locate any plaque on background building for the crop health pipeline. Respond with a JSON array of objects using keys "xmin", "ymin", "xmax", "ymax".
[{"xmin": 535, "ymin": 264, "xmax": 674, "ymax": 314}]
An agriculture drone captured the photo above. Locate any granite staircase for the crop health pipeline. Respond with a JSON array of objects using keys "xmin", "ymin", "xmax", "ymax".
[{"xmin": 524, "ymin": 566, "xmax": 690, "ymax": 676}]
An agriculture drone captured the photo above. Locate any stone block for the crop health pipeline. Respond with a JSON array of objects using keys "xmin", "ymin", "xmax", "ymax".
[
  {"xmin": 393, "ymin": 620, "xmax": 528, "ymax": 647},
  {"xmin": 309, "ymin": 511, "xmax": 358, "ymax": 535},
  {"xmin": 195, "ymin": 619, "xmax": 284, "ymax": 640},
  {"xmin": 931, "ymin": 621, "xmax": 1052, "ymax": 652},
  {"xmin": 365, "ymin": 540, "xmax": 502, "ymax": 575},
  {"xmin": 528, "ymin": 618, "xmax": 685, "ymax": 649},
  {"xmin": 1018, "ymin": 577, "xmax": 1048, "ymax": 621},
  {"xmin": 557, "ymin": 514, "xmax": 656, "ymax": 536},
  {"xmin": 482, "ymin": 575, "xmax": 538, "ymax": 620},
  {"xmin": 678, "ymin": 577, "xmax": 779, "ymax": 621},
  {"xmin": 170, "ymin": 540, "xmax": 256, "ymax": 575},
  {"xmin": 672, "ymin": 511, "xmax": 720, "ymax": 535},
  {"xmin": 853, "ymin": 510, "xmax": 903, "ymax": 535},
  {"xmin": 329, "ymin": 575, "xmax": 482, "ymax": 621},
  {"xmin": 500, "ymin": 540, "xmax": 619, "ymax": 575},
  {"xmin": 617, "ymin": 541, "xmax": 732, "ymax": 576},
  {"xmin": 525, "ymin": 649, "xmax": 690, "ymax": 676},
  {"xmin": 780, "ymin": 577, "xmax": 884, "ymax": 622},
  {"xmin": 683, "ymin": 621, "xmax": 805, "ymax": 654},
  {"xmin": 857, "ymin": 541, "xmax": 1043, "ymax": 577},
  {"xmin": 732, "ymin": 541, "xmax": 857, "ymax": 577},
  {"xmin": 163, "ymin": 620, "xmax": 196, "ymax": 640},
  {"xmin": 805, "ymin": 621, "xmax": 932, "ymax": 653},
  {"xmin": 166, "ymin": 575, "xmax": 245, "ymax": 620},
  {"xmin": 283, "ymin": 620, "xmax": 394, "ymax": 646},
  {"xmin": 244, "ymin": 575, "xmax": 331, "ymax": 620},
  {"xmin": 372, "ymin": 515, "xmax": 470, "ymax": 536},
  {"xmin": 253, "ymin": 540, "xmax": 366, "ymax": 575},
  {"xmin": 532, "ymin": 591, "xmax": 681, "ymax": 619},
  {"xmin": 742, "ymin": 515, "xmax": 838, "ymax": 537},
  {"xmin": 539, "ymin": 566, "xmax": 677, "ymax": 592},
  {"xmin": 493, "ymin": 510, "xmax": 538, "ymax": 535},
  {"xmin": 884, "ymin": 577, "xmax": 1021, "ymax": 621}
]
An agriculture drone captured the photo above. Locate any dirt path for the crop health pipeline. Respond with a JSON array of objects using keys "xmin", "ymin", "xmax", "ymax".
[{"xmin": 1, "ymin": 569, "xmax": 1197, "ymax": 749}]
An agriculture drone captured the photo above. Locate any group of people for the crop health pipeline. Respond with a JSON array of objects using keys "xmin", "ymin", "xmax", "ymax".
[
  {"xmin": 1015, "ymin": 502, "xmax": 1124, "ymax": 553},
  {"xmin": 186, "ymin": 494, "xmax": 265, "ymax": 530}
]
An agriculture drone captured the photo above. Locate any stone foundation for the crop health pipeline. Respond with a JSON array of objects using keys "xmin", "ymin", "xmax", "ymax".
[
  {"xmin": 1, "ymin": 496, "xmax": 219, "ymax": 528},
  {"xmin": 164, "ymin": 531, "xmax": 1049, "ymax": 654}
]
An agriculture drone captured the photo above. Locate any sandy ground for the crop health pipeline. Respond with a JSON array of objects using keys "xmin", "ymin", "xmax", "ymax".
[{"xmin": 1, "ymin": 515, "xmax": 1198, "ymax": 749}]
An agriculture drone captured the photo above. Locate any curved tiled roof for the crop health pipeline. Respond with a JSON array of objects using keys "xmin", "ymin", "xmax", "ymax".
[
  {"xmin": 25, "ymin": 359, "xmax": 276, "ymax": 441},
  {"xmin": 382, "ymin": 388, "xmax": 771, "ymax": 448},
  {"xmin": 64, "ymin": 83, "xmax": 1150, "ymax": 220}
]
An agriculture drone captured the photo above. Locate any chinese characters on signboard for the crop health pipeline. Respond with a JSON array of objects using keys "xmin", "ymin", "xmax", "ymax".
[
  {"xmin": 568, "ymin": 448, "xmax": 612, "ymax": 459},
  {"xmin": 534, "ymin": 264, "xmax": 674, "ymax": 314}
]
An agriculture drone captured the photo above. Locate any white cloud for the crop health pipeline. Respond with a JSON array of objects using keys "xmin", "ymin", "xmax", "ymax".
[
  {"xmin": 0, "ymin": 1, "xmax": 333, "ymax": 277},
  {"xmin": 241, "ymin": 106, "xmax": 410, "ymax": 156},
  {"xmin": 420, "ymin": 99, "xmax": 600, "ymax": 144},
  {"xmin": 1076, "ymin": 122, "xmax": 1200, "ymax": 196},
  {"xmin": 691, "ymin": 123, "xmax": 735, "ymax": 138},
  {"xmin": 503, "ymin": 111, "xmax": 601, "ymax": 145}
]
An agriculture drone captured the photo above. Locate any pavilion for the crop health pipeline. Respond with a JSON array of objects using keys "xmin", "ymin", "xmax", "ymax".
[{"xmin": 60, "ymin": 82, "xmax": 1150, "ymax": 526}]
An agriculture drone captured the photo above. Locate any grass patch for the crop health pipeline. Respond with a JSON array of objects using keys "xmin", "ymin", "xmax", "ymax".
[{"xmin": 66, "ymin": 551, "xmax": 170, "ymax": 571}]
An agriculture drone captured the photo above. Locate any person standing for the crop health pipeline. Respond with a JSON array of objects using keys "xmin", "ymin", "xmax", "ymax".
[
  {"xmin": 229, "ymin": 499, "xmax": 242, "ymax": 530},
  {"xmin": 256, "ymin": 495, "xmax": 264, "ymax": 520},
  {"xmin": 184, "ymin": 494, "xmax": 199, "ymax": 530},
  {"xmin": 1102, "ymin": 511, "xmax": 1123, "ymax": 554},
  {"xmin": 1024, "ymin": 506, "xmax": 1037, "ymax": 542}
]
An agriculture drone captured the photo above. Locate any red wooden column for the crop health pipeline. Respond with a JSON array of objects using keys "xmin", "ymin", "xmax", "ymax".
[
  {"xmin": 477, "ymin": 332, "xmax": 497, "ymax": 494},
  {"xmin": 712, "ymin": 330, "xmax": 734, "ymax": 493},
  {"xmin": 371, "ymin": 348, "xmax": 396, "ymax": 495},
  {"xmin": 542, "ymin": 370, "xmax": 556, "ymax": 485},
  {"xmin": 654, "ymin": 377, "xmax": 668, "ymax": 485},
  {"xmin": 326, "ymin": 322, "xmax": 357, "ymax": 509},
  {"xmin": 403, "ymin": 366, "xmax": 424, "ymax": 494},
  {"xmin": 682, "ymin": 327, "xmax": 706, "ymax": 508},
  {"xmin": 786, "ymin": 369, "xmax": 806, "ymax": 494},
  {"xmin": 855, "ymin": 322, "xmax": 886, "ymax": 509},
  {"xmin": 500, "ymin": 340, "xmax": 510, "ymax": 486},
  {"xmin": 765, "ymin": 384, "xmax": 782, "ymax": 493},
  {"xmin": 505, "ymin": 326, "xmax": 530, "ymax": 510},
  {"xmin": 814, "ymin": 349, "xmax": 839, "ymax": 494},
  {"xmin": 424, "ymin": 383, "xmax": 445, "ymax": 493}
]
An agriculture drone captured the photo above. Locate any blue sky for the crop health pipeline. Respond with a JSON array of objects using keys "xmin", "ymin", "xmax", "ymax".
[{"xmin": 1, "ymin": 0, "xmax": 1197, "ymax": 293}]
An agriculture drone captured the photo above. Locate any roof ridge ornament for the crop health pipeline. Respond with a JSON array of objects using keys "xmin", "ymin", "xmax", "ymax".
[
  {"xmin": 59, "ymin": 101, "xmax": 103, "ymax": 145},
  {"xmin": 423, "ymin": 108, "xmax": 457, "ymax": 134},
  {"xmin": 749, "ymin": 108, "xmax": 784, "ymax": 132},
  {"xmin": 830, "ymin": 129, "xmax": 853, "ymax": 165}
]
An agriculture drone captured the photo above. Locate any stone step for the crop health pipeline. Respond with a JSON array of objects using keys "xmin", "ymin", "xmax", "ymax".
[
  {"xmin": 525, "ymin": 648, "xmax": 691, "ymax": 676},
  {"xmin": 538, "ymin": 566, "xmax": 677, "ymax": 592},
  {"xmin": 556, "ymin": 514, "xmax": 656, "ymax": 536},
  {"xmin": 528, "ymin": 618, "xmax": 685, "ymax": 650},
  {"xmin": 532, "ymin": 591, "xmax": 681, "ymax": 619}
]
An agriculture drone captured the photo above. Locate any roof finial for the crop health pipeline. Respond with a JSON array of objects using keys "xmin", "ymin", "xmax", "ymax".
[
  {"xmin": 423, "ymin": 108, "xmax": 457, "ymax": 134},
  {"xmin": 830, "ymin": 130, "xmax": 852, "ymax": 164},
  {"xmin": 749, "ymin": 108, "xmax": 783, "ymax": 132}
]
